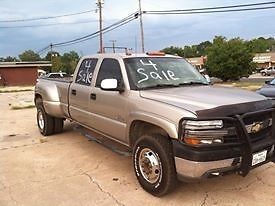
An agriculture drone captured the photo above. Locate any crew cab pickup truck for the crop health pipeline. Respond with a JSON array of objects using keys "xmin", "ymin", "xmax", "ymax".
[{"xmin": 35, "ymin": 52, "xmax": 275, "ymax": 196}]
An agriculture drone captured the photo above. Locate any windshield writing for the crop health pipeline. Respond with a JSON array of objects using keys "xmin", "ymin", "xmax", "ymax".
[{"xmin": 124, "ymin": 57, "xmax": 208, "ymax": 89}]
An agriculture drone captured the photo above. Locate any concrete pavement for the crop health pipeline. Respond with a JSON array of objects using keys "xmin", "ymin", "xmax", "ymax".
[{"xmin": 0, "ymin": 91, "xmax": 275, "ymax": 206}]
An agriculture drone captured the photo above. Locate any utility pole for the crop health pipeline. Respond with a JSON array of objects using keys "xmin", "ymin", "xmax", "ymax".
[
  {"xmin": 110, "ymin": 40, "xmax": 116, "ymax": 53},
  {"xmin": 138, "ymin": 0, "xmax": 145, "ymax": 53},
  {"xmin": 50, "ymin": 43, "xmax": 53, "ymax": 63},
  {"xmin": 96, "ymin": 0, "xmax": 104, "ymax": 53}
]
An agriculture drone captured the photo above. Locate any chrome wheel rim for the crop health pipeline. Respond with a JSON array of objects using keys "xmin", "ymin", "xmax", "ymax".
[
  {"xmin": 138, "ymin": 148, "xmax": 162, "ymax": 184},
  {"xmin": 38, "ymin": 110, "xmax": 44, "ymax": 130}
]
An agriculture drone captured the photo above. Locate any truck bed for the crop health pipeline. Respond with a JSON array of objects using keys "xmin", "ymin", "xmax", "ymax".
[
  {"xmin": 35, "ymin": 77, "xmax": 72, "ymax": 118},
  {"xmin": 39, "ymin": 76, "xmax": 73, "ymax": 83}
]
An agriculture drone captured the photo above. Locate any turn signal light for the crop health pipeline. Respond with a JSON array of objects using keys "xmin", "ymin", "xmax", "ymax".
[
  {"xmin": 183, "ymin": 137, "xmax": 201, "ymax": 145},
  {"xmin": 183, "ymin": 137, "xmax": 224, "ymax": 145},
  {"xmin": 146, "ymin": 51, "xmax": 166, "ymax": 56}
]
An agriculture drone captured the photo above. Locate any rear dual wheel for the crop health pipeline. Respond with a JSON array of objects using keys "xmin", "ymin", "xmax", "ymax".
[{"xmin": 36, "ymin": 103, "xmax": 63, "ymax": 136}]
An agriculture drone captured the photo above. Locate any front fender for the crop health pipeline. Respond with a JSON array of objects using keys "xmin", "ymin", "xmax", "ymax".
[{"xmin": 127, "ymin": 111, "xmax": 178, "ymax": 141}]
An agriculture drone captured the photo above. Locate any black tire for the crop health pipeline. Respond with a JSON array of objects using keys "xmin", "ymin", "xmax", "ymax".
[
  {"xmin": 36, "ymin": 104, "xmax": 54, "ymax": 136},
  {"xmin": 133, "ymin": 134, "xmax": 177, "ymax": 196},
  {"xmin": 261, "ymin": 72, "xmax": 266, "ymax": 76},
  {"xmin": 54, "ymin": 118, "xmax": 64, "ymax": 134}
]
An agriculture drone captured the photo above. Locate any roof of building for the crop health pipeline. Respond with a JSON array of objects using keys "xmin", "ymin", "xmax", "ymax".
[
  {"xmin": 186, "ymin": 57, "xmax": 205, "ymax": 65},
  {"xmin": 0, "ymin": 61, "xmax": 52, "ymax": 68},
  {"xmin": 253, "ymin": 52, "xmax": 275, "ymax": 63}
]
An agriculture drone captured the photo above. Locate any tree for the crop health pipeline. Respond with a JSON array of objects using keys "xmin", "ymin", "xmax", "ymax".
[
  {"xmin": 246, "ymin": 37, "xmax": 275, "ymax": 53},
  {"xmin": 161, "ymin": 41, "xmax": 213, "ymax": 58},
  {"xmin": 42, "ymin": 51, "xmax": 79, "ymax": 74},
  {"xmin": 60, "ymin": 51, "xmax": 80, "ymax": 74},
  {"xmin": 206, "ymin": 36, "xmax": 255, "ymax": 81},
  {"xmin": 19, "ymin": 50, "xmax": 41, "ymax": 61},
  {"xmin": 161, "ymin": 46, "xmax": 185, "ymax": 57},
  {"xmin": 0, "ymin": 56, "xmax": 19, "ymax": 62},
  {"xmin": 197, "ymin": 41, "xmax": 212, "ymax": 56},
  {"xmin": 51, "ymin": 56, "xmax": 63, "ymax": 73},
  {"xmin": 44, "ymin": 51, "xmax": 60, "ymax": 61}
]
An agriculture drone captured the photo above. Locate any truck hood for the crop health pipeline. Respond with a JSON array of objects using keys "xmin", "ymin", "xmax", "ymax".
[{"xmin": 140, "ymin": 85, "xmax": 272, "ymax": 117}]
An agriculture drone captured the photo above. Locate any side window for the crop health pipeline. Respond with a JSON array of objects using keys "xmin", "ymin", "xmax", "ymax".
[
  {"xmin": 95, "ymin": 58, "xmax": 122, "ymax": 87},
  {"xmin": 75, "ymin": 58, "xmax": 98, "ymax": 86}
]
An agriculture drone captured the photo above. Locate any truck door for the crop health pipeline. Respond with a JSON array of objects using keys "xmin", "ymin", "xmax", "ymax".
[
  {"xmin": 69, "ymin": 58, "xmax": 98, "ymax": 125},
  {"xmin": 88, "ymin": 58, "xmax": 127, "ymax": 143}
]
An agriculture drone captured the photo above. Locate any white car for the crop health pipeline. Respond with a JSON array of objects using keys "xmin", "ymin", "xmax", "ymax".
[
  {"xmin": 45, "ymin": 72, "xmax": 68, "ymax": 78},
  {"xmin": 260, "ymin": 66, "xmax": 275, "ymax": 76}
]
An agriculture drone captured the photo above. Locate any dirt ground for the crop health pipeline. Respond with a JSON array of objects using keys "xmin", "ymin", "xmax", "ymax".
[{"xmin": 0, "ymin": 91, "xmax": 275, "ymax": 206}]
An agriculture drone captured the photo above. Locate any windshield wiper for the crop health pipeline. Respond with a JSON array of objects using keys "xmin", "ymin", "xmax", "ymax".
[
  {"xmin": 141, "ymin": 83, "xmax": 180, "ymax": 90},
  {"xmin": 177, "ymin": 81, "xmax": 209, "ymax": 86}
]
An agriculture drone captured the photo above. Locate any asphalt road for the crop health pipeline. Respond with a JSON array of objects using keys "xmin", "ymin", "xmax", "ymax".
[{"xmin": 0, "ymin": 91, "xmax": 275, "ymax": 206}]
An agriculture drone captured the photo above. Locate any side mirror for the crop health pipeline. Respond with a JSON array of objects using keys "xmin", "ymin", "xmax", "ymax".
[
  {"xmin": 265, "ymin": 80, "xmax": 270, "ymax": 85},
  {"xmin": 204, "ymin": 74, "xmax": 211, "ymax": 83},
  {"xmin": 100, "ymin": 79, "xmax": 124, "ymax": 92}
]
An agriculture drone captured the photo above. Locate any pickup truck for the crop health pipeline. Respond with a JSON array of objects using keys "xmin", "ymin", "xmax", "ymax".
[{"xmin": 35, "ymin": 52, "xmax": 275, "ymax": 196}]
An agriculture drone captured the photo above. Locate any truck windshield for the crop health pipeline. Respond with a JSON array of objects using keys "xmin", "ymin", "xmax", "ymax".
[{"xmin": 124, "ymin": 57, "xmax": 208, "ymax": 90}]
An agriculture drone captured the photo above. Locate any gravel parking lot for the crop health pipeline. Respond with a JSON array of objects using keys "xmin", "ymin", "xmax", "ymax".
[{"xmin": 1, "ymin": 91, "xmax": 275, "ymax": 206}]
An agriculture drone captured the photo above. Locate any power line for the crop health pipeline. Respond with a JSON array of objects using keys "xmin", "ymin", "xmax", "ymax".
[
  {"xmin": 0, "ymin": 9, "xmax": 96, "ymax": 23},
  {"xmin": 0, "ymin": 20, "xmax": 100, "ymax": 29},
  {"xmin": 52, "ymin": 11, "xmax": 138, "ymax": 46},
  {"xmin": 144, "ymin": 6, "xmax": 275, "ymax": 15},
  {"xmin": 37, "ymin": 11, "xmax": 139, "ymax": 53},
  {"xmin": 53, "ymin": 14, "xmax": 138, "ymax": 47},
  {"xmin": 144, "ymin": 1, "xmax": 275, "ymax": 13},
  {"xmin": 37, "ymin": 45, "xmax": 51, "ymax": 55},
  {"xmin": 53, "ymin": 18, "xmax": 137, "ymax": 49}
]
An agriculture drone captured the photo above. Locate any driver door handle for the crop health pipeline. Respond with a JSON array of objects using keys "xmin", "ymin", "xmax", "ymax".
[
  {"xmin": 71, "ymin": 89, "xmax": 76, "ymax": 95},
  {"xmin": 90, "ymin": 93, "xmax": 96, "ymax": 100}
]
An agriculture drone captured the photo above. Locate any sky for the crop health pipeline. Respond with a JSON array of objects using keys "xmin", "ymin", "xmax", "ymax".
[{"xmin": 0, "ymin": 0, "xmax": 275, "ymax": 57}]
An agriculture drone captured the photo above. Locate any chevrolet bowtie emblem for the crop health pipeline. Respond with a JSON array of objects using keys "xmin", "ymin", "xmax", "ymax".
[{"xmin": 251, "ymin": 122, "xmax": 263, "ymax": 133}]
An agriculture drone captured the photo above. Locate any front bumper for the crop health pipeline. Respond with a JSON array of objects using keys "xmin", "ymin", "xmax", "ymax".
[
  {"xmin": 174, "ymin": 108, "xmax": 275, "ymax": 181},
  {"xmin": 175, "ymin": 157, "xmax": 239, "ymax": 181}
]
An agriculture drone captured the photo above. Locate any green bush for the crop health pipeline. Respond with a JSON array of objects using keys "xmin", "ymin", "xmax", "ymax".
[{"xmin": 206, "ymin": 36, "xmax": 255, "ymax": 81}]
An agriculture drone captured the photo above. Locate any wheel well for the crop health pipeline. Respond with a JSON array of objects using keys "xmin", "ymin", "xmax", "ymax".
[
  {"xmin": 34, "ymin": 94, "xmax": 42, "ymax": 106},
  {"xmin": 129, "ymin": 120, "xmax": 169, "ymax": 148}
]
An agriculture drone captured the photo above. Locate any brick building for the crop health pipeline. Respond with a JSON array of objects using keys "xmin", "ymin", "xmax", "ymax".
[
  {"xmin": 252, "ymin": 52, "xmax": 275, "ymax": 69},
  {"xmin": 186, "ymin": 56, "xmax": 207, "ymax": 69},
  {"xmin": 0, "ymin": 61, "xmax": 51, "ymax": 86}
]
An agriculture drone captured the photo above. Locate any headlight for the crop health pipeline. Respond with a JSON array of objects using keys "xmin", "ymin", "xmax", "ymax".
[
  {"xmin": 182, "ymin": 120, "xmax": 234, "ymax": 146},
  {"xmin": 184, "ymin": 120, "xmax": 223, "ymax": 130}
]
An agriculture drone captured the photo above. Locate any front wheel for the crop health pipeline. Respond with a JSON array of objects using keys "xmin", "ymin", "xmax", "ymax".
[{"xmin": 133, "ymin": 134, "xmax": 177, "ymax": 196}]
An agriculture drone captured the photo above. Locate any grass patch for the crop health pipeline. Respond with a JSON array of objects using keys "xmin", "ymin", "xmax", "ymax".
[
  {"xmin": 0, "ymin": 89, "xmax": 33, "ymax": 93},
  {"xmin": 11, "ymin": 105, "xmax": 35, "ymax": 110},
  {"xmin": 0, "ymin": 86, "xmax": 34, "ymax": 93},
  {"xmin": 216, "ymin": 81, "xmax": 264, "ymax": 91}
]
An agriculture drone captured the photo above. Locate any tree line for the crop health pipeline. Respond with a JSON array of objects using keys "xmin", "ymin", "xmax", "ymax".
[
  {"xmin": 0, "ymin": 50, "xmax": 80, "ymax": 74},
  {"xmin": 1, "ymin": 36, "xmax": 274, "ymax": 81},
  {"xmin": 162, "ymin": 36, "xmax": 275, "ymax": 81},
  {"xmin": 162, "ymin": 37, "xmax": 275, "ymax": 58}
]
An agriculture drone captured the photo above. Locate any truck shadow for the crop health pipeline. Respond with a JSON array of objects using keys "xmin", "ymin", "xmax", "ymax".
[{"xmin": 56, "ymin": 121, "xmax": 275, "ymax": 205}]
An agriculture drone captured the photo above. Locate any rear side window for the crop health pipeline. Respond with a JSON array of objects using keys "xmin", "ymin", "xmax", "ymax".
[
  {"xmin": 75, "ymin": 58, "xmax": 98, "ymax": 86},
  {"xmin": 49, "ymin": 74, "xmax": 62, "ymax": 78},
  {"xmin": 95, "ymin": 58, "xmax": 122, "ymax": 87}
]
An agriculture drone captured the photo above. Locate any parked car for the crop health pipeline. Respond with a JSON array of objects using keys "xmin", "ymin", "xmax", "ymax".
[
  {"xmin": 257, "ymin": 78, "xmax": 275, "ymax": 100},
  {"xmin": 35, "ymin": 52, "xmax": 275, "ymax": 196},
  {"xmin": 260, "ymin": 66, "xmax": 275, "ymax": 76},
  {"xmin": 44, "ymin": 72, "xmax": 68, "ymax": 78}
]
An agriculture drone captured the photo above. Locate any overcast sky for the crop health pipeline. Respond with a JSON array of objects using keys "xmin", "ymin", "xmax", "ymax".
[{"xmin": 0, "ymin": 0, "xmax": 275, "ymax": 57}]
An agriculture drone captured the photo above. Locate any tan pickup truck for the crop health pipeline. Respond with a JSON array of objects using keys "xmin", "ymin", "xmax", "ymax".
[{"xmin": 35, "ymin": 52, "xmax": 275, "ymax": 196}]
